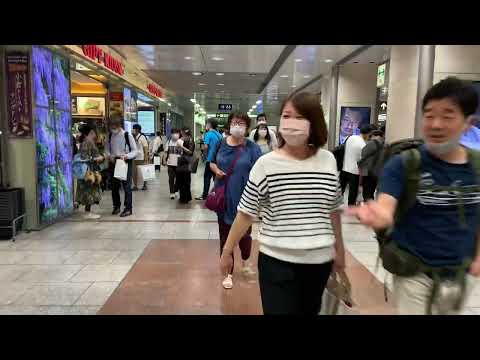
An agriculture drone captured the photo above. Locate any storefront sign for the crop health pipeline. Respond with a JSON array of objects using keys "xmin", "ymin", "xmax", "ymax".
[
  {"xmin": 377, "ymin": 63, "xmax": 386, "ymax": 88},
  {"xmin": 5, "ymin": 51, "xmax": 32, "ymax": 137},
  {"xmin": 109, "ymin": 92, "xmax": 124, "ymax": 101},
  {"xmin": 218, "ymin": 104, "xmax": 232, "ymax": 111},
  {"xmin": 82, "ymin": 45, "xmax": 124, "ymax": 76},
  {"xmin": 147, "ymin": 83, "xmax": 163, "ymax": 98}
]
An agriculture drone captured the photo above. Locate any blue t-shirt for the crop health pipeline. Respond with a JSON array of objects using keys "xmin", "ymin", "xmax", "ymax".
[
  {"xmin": 379, "ymin": 145, "xmax": 480, "ymax": 266},
  {"xmin": 204, "ymin": 130, "xmax": 222, "ymax": 162},
  {"xmin": 212, "ymin": 139, "xmax": 262, "ymax": 225}
]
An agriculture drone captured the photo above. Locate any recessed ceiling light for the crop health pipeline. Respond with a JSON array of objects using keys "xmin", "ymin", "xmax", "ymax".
[
  {"xmin": 256, "ymin": 100, "xmax": 262, "ymax": 104},
  {"xmin": 216, "ymin": 73, "xmax": 224, "ymax": 76},
  {"xmin": 280, "ymin": 75, "xmax": 288, "ymax": 78},
  {"xmin": 198, "ymin": 83, "xmax": 206, "ymax": 86},
  {"xmin": 304, "ymin": 75, "xmax": 311, "ymax": 79},
  {"xmin": 168, "ymin": 103, "xmax": 171, "ymax": 106},
  {"xmin": 324, "ymin": 59, "xmax": 333, "ymax": 63},
  {"xmin": 190, "ymin": 99, "xmax": 196, "ymax": 103},
  {"xmin": 192, "ymin": 72, "xmax": 203, "ymax": 76},
  {"xmin": 291, "ymin": 85, "xmax": 297, "ymax": 88},
  {"xmin": 295, "ymin": 58, "xmax": 302, "ymax": 62},
  {"xmin": 217, "ymin": 83, "xmax": 224, "ymax": 86},
  {"xmin": 252, "ymin": 105, "xmax": 257, "ymax": 109},
  {"xmin": 184, "ymin": 56, "xmax": 193, "ymax": 60},
  {"xmin": 212, "ymin": 57, "xmax": 224, "ymax": 61}
]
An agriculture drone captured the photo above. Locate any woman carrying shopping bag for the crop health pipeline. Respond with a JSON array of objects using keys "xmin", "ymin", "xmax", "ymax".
[
  {"xmin": 219, "ymin": 92, "xmax": 345, "ymax": 315},
  {"xmin": 76, "ymin": 124, "xmax": 105, "ymax": 220},
  {"xmin": 176, "ymin": 127, "xmax": 196, "ymax": 204}
]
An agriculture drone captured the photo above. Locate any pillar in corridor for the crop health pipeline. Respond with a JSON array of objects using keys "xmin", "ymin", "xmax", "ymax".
[{"xmin": 385, "ymin": 45, "xmax": 435, "ymax": 143}]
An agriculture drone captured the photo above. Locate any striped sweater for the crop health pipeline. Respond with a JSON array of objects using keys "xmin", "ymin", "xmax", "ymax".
[{"xmin": 238, "ymin": 149, "xmax": 343, "ymax": 264}]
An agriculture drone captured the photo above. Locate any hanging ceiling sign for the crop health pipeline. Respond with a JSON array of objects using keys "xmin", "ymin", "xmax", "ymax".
[
  {"xmin": 81, "ymin": 45, "xmax": 125, "ymax": 76},
  {"xmin": 377, "ymin": 63, "xmax": 386, "ymax": 88},
  {"xmin": 218, "ymin": 104, "xmax": 232, "ymax": 111}
]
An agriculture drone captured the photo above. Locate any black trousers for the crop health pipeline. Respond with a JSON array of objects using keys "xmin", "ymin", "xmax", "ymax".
[
  {"xmin": 111, "ymin": 160, "xmax": 133, "ymax": 211},
  {"xmin": 177, "ymin": 171, "xmax": 192, "ymax": 203},
  {"xmin": 362, "ymin": 175, "xmax": 378, "ymax": 201},
  {"xmin": 202, "ymin": 162, "xmax": 214, "ymax": 198},
  {"xmin": 258, "ymin": 252, "xmax": 333, "ymax": 315},
  {"xmin": 167, "ymin": 165, "xmax": 178, "ymax": 194},
  {"xmin": 340, "ymin": 171, "xmax": 360, "ymax": 206}
]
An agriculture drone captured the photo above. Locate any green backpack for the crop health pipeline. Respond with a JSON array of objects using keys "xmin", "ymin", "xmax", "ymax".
[{"xmin": 375, "ymin": 147, "xmax": 480, "ymax": 314}]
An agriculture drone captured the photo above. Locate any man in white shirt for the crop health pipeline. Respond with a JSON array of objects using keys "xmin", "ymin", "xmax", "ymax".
[
  {"xmin": 341, "ymin": 125, "xmax": 371, "ymax": 205},
  {"xmin": 150, "ymin": 131, "xmax": 163, "ymax": 172},
  {"xmin": 249, "ymin": 113, "xmax": 278, "ymax": 148},
  {"xmin": 105, "ymin": 116, "xmax": 138, "ymax": 217},
  {"xmin": 132, "ymin": 124, "xmax": 149, "ymax": 191}
]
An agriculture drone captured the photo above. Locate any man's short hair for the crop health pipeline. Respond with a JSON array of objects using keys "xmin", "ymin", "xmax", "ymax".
[
  {"xmin": 422, "ymin": 77, "xmax": 479, "ymax": 117},
  {"xmin": 206, "ymin": 118, "xmax": 218, "ymax": 129},
  {"xmin": 360, "ymin": 124, "xmax": 372, "ymax": 135},
  {"xmin": 132, "ymin": 124, "xmax": 141, "ymax": 131},
  {"xmin": 109, "ymin": 115, "xmax": 122, "ymax": 127}
]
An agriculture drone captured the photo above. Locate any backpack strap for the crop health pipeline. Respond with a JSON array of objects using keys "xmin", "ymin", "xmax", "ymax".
[{"xmin": 395, "ymin": 148, "xmax": 422, "ymax": 223}]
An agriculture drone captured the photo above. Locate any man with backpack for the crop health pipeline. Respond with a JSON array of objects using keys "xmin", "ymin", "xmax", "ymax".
[
  {"xmin": 347, "ymin": 77, "xmax": 480, "ymax": 315},
  {"xmin": 358, "ymin": 130, "xmax": 385, "ymax": 201},
  {"xmin": 196, "ymin": 118, "xmax": 223, "ymax": 200},
  {"xmin": 340, "ymin": 125, "xmax": 371, "ymax": 205},
  {"xmin": 105, "ymin": 116, "xmax": 138, "ymax": 218},
  {"xmin": 132, "ymin": 123, "xmax": 150, "ymax": 191}
]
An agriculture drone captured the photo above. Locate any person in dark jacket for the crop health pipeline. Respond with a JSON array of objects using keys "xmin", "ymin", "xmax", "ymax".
[{"xmin": 358, "ymin": 130, "xmax": 384, "ymax": 201}]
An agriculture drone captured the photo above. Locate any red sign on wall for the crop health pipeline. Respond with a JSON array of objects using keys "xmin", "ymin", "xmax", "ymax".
[
  {"xmin": 109, "ymin": 92, "xmax": 124, "ymax": 101},
  {"xmin": 147, "ymin": 83, "xmax": 163, "ymax": 98},
  {"xmin": 82, "ymin": 45, "xmax": 124, "ymax": 76}
]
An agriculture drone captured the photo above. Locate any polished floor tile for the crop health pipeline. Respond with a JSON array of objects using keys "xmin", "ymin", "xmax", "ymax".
[
  {"xmin": 14, "ymin": 283, "xmax": 92, "ymax": 306},
  {"xmin": 74, "ymin": 282, "xmax": 119, "ymax": 306},
  {"xmin": 69, "ymin": 265, "xmax": 132, "ymax": 282},
  {"xmin": 64, "ymin": 251, "xmax": 121, "ymax": 265}
]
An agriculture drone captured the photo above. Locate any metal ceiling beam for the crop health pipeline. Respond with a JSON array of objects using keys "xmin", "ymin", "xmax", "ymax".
[{"xmin": 257, "ymin": 45, "xmax": 297, "ymax": 94}]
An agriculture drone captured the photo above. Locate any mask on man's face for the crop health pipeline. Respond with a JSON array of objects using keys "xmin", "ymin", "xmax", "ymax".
[{"xmin": 111, "ymin": 128, "xmax": 120, "ymax": 135}]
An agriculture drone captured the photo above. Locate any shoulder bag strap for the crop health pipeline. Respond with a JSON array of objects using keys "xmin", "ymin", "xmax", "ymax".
[{"xmin": 396, "ymin": 148, "xmax": 422, "ymax": 223}]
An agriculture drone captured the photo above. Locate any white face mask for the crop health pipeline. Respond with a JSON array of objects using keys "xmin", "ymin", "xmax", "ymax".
[
  {"xmin": 111, "ymin": 128, "xmax": 120, "ymax": 135},
  {"xmin": 279, "ymin": 118, "xmax": 310, "ymax": 147},
  {"xmin": 230, "ymin": 126, "xmax": 246, "ymax": 138},
  {"xmin": 426, "ymin": 133, "xmax": 462, "ymax": 156},
  {"xmin": 172, "ymin": 134, "xmax": 180, "ymax": 141},
  {"xmin": 258, "ymin": 129, "xmax": 268, "ymax": 138}
]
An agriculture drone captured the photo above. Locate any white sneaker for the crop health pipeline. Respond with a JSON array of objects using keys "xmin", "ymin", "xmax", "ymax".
[
  {"xmin": 84, "ymin": 212, "xmax": 101, "ymax": 220},
  {"xmin": 170, "ymin": 194, "xmax": 175, "ymax": 200},
  {"xmin": 222, "ymin": 274, "xmax": 233, "ymax": 289}
]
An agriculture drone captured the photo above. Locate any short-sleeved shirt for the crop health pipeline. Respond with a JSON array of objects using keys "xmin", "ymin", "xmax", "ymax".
[
  {"xmin": 135, "ymin": 134, "xmax": 149, "ymax": 161},
  {"xmin": 237, "ymin": 149, "xmax": 343, "ymax": 264},
  {"xmin": 343, "ymin": 135, "xmax": 366, "ymax": 175},
  {"xmin": 379, "ymin": 145, "xmax": 480, "ymax": 266},
  {"xmin": 166, "ymin": 139, "xmax": 183, "ymax": 167},
  {"xmin": 211, "ymin": 139, "xmax": 262, "ymax": 225},
  {"xmin": 204, "ymin": 130, "xmax": 222, "ymax": 162}
]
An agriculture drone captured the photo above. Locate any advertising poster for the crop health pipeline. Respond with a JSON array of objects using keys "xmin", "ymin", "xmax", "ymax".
[
  {"xmin": 5, "ymin": 51, "xmax": 32, "ymax": 137},
  {"xmin": 460, "ymin": 82, "xmax": 480, "ymax": 150},
  {"xmin": 109, "ymin": 91, "xmax": 124, "ymax": 119},
  {"xmin": 339, "ymin": 106, "xmax": 371, "ymax": 145},
  {"xmin": 73, "ymin": 97, "xmax": 105, "ymax": 116}
]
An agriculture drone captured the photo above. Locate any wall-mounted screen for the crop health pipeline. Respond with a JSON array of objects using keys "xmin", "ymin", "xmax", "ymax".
[
  {"xmin": 73, "ymin": 96, "xmax": 105, "ymax": 116},
  {"xmin": 138, "ymin": 110, "xmax": 155, "ymax": 135},
  {"xmin": 339, "ymin": 106, "xmax": 371, "ymax": 145},
  {"xmin": 124, "ymin": 87, "xmax": 138, "ymax": 122}
]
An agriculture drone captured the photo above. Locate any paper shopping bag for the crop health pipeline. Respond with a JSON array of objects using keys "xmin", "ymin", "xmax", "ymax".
[
  {"xmin": 138, "ymin": 164, "xmax": 155, "ymax": 181},
  {"xmin": 114, "ymin": 159, "xmax": 128, "ymax": 181},
  {"xmin": 154, "ymin": 156, "xmax": 161, "ymax": 166},
  {"xmin": 320, "ymin": 270, "xmax": 357, "ymax": 315}
]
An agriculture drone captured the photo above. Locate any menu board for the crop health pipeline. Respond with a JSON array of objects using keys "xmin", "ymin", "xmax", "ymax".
[{"xmin": 73, "ymin": 96, "xmax": 105, "ymax": 116}]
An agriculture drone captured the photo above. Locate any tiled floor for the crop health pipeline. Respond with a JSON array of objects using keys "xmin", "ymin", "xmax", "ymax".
[{"xmin": 0, "ymin": 162, "xmax": 478, "ymax": 315}]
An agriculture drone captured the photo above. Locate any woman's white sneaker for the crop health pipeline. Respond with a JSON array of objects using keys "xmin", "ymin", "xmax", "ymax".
[
  {"xmin": 84, "ymin": 212, "xmax": 101, "ymax": 220},
  {"xmin": 222, "ymin": 274, "xmax": 233, "ymax": 289}
]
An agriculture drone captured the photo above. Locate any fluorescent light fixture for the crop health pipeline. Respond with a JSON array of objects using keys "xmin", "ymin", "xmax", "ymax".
[
  {"xmin": 198, "ymin": 83, "xmax": 206, "ymax": 86},
  {"xmin": 190, "ymin": 99, "xmax": 196, "ymax": 103},
  {"xmin": 192, "ymin": 72, "xmax": 203, "ymax": 76},
  {"xmin": 256, "ymin": 100, "xmax": 262, "ymax": 104},
  {"xmin": 168, "ymin": 103, "xmax": 171, "ymax": 106},
  {"xmin": 280, "ymin": 74, "xmax": 288, "ymax": 78},
  {"xmin": 295, "ymin": 58, "xmax": 302, "ymax": 62},
  {"xmin": 304, "ymin": 75, "xmax": 311, "ymax": 78},
  {"xmin": 211, "ymin": 57, "xmax": 224, "ymax": 61},
  {"xmin": 291, "ymin": 85, "xmax": 297, "ymax": 88},
  {"xmin": 217, "ymin": 83, "xmax": 224, "ymax": 86},
  {"xmin": 324, "ymin": 59, "xmax": 333, "ymax": 63},
  {"xmin": 184, "ymin": 56, "xmax": 193, "ymax": 60},
  {"xmin": 216, "ymin": 73, "xmax": 224, "ymax": 76}
]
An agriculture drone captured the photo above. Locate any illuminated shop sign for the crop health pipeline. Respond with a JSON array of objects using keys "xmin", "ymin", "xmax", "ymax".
[
  {"xmin": 147, "ymin": 83, "xmax": 163, "ymax": 98},
  {"xmin": 81, "ymin": 45, "xmax": 124, "ymax": 76}
]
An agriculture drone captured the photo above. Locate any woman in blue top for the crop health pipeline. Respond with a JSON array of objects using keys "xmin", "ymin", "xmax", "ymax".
[{"xmin": 210, "ymin": 112, "xmax": 262, "ymax": 289}]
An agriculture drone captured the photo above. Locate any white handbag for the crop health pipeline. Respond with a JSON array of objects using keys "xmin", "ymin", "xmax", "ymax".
[
  {"xmin": 138, "ymin": 164, "xmax": 155, "ymax": 181},
  {"xmin": 320, "ymin": 270, "xmax": 356, "ymax": 315},
  {"xmin": 113, "ymin": 159, "xmax": 128, "ymax": 181}
]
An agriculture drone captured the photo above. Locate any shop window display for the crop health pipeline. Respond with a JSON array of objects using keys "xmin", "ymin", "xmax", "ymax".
[{"xmin": 32, "ymin": 46, "xmax": 73, "ymax": 225}]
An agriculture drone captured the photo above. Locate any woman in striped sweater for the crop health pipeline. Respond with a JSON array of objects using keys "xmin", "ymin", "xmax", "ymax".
[{"xmin": 220, "ymin": 92, "xmax": 345, "ymax": 315}]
